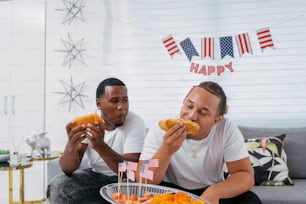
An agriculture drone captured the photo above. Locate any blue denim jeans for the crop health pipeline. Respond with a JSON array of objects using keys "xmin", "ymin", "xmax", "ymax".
[{"xmin": 47, "ymin": 168, "xmax": 117, "ymax": 204}]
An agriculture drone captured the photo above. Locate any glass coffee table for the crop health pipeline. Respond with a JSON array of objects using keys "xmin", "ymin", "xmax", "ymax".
[
  {"xmin": 0, "ymin": 161, "xmax": 32, "ymax": 204},
  {"xmin": 0, "ymin": 151, "xmax": 62, "ymax": 204},
  {"xmin": 21, "ymin": 151, "xmax": 62, "ymax": 203}
]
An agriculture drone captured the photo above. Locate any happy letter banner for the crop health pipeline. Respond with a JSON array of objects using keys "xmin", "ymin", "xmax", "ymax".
[{"xmin": 162, "ymin": 27, "xmax": 275, "ymax": 61}]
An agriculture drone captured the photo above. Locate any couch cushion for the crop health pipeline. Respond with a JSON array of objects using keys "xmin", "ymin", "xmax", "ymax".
[
  {"xmin": 251, "ymin": 179, "xmax": 306, "ymax": 204},
  {"xmin": 47, "ymin": 156, "xmax": 90, "ymax": 184},
  {"xmin": 239, "ymin": 126, "xmax": 306, "ymax": 179},
  {"xmin": 245, "ymin": 134, "xmax": 293, "ymax": 185}
]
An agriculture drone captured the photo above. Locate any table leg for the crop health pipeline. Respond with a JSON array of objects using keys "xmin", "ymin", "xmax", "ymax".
[
  {"xmin": 9, "ymin": 169, "xmax": 13, "ymax": 204},
  {"xmin": 20, "ymin": 168, "xmax": 25, "ymax": 204}
]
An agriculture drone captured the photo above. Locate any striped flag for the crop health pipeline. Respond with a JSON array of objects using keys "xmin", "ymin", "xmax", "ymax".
[
  {"xmin": 127, "ymin": 169, "xmax": 135, "ymax": 181},
  {"xmin": 201, "ymin": 37, "xmax": 214, "ymax": 59},
  {"xmin": 257, "ymin": 27, "xmax": 275, "ymax": 52},
  {"xmin": 220, "ymin": 36, "xmax": 234, "ymax": 59},
  {"xmin": 162, "ymin": 35, "xmax": 181, "ymax": 58},
  {"xmin": 180, "ymin": 37, "xmax": 199, "ymax": 62},
  {"xmin": 126, "ymin": 161, "xmax": 138, "ymax": 171},
  {"xmin": 140, "ymin": 166, "xmax": 154, "ymax": 180},
  {"xmin": 235, "ymin": 33, "xmax": 253, "ymax": 57},
  {"xmin": 118, "ymin": 162, "xmax": 126, "ymax": 172},
  {"xmin": 143, "ymin": 159, "xmax": 159, "ymax": 168}
]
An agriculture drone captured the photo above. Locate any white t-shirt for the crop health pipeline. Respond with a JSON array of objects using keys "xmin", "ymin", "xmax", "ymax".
[
  {"xmin": 85, "ymin": 111, "xmax": 146, "ymax": 176},
  {"xmin": 140, "ymin": 117, "xmax": 249, "ymax": 189}
]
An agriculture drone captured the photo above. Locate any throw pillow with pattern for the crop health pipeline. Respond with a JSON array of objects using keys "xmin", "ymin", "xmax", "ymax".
[{"xmin": 245, "ymin": 134, "xmax": 293, "ymax": 186}]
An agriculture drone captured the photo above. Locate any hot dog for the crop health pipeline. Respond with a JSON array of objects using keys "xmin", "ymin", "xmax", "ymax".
[
  {"xmin": 159, "ymin": 118, "xmax": 199, "ymax": 134},
  {"xmin": 71, "ymin": 113, "xmax": 105, "ymax": 128}
]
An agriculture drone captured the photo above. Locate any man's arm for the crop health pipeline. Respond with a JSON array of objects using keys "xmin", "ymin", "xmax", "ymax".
[
  {"xmin": 201, "ymin": 157, "xmax": 254, "ymax": 204},
  {"xmin": 94, "ymin": 143, "xmax": 141, "ymax": 173},
  {"xmin": 137, "ymin": 143, "xmax": 173, "ymax": 184},
  {"xmin": 136, "ymin": 123, "xmax": 187, "ymax": 184},
  {"xmin": 85, "ymin": 120, "xmax": 145, "ymax": 173}
]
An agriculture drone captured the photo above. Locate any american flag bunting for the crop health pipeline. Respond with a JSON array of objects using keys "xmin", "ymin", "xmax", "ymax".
[
  {"xmin": 162, "ymin": 35, "xmax": 181, "ymax": 59},
  {"xmin": 180, "ymin": 37, "xmax": 199, "ymax": 62},
  {"xmin": 201, "ymin": 37, "xmax": 214, "ymax": 59},
  {"xmin": 235, "ymin": 33, "xmax": 253, "ymax": 57},
  {"xmin": 257, "ymin": 27, "xmax": 275, "ymax": 52},
  {"xmin": 220, "ymin": 36, "xmax": 234, "ymax": 59}
]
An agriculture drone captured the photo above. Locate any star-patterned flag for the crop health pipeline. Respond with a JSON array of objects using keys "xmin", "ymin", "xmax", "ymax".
[
  {"xmin": 257, "ymin": 27, "xmax": 275, "ymax": 52},
  {"xmin": 162, "ymin": 35, "xmax": 181, "ymax": 59},
  {"xmin": 235, "ymin": 33, "xmax": 253, "ymax": 57},
  {"xmin": 201, "ymin": 37, "xmax": 214, "ymax": 59},
  {"xmin": 220, "ymin": 36, "xmax": 234, "ymax": 59},
  {"xmin": 180, "ymin": 37, "xmax": 199, "ymax": 62}
]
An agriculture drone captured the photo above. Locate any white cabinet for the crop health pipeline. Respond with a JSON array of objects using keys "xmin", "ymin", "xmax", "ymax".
[{"xmin": 0, "ymin": 0, "xmax": 45, "ymax": 154}]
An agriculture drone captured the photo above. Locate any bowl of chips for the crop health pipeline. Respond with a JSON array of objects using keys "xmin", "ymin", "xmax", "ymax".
[{"xmin": 100, "ymin": 182, "xmax": 209, "ymax": 204}]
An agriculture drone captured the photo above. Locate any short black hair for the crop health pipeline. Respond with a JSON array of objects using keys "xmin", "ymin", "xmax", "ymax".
[
  {"xmin": 96, "ymin": 77, "xmax": 126, "ymax": 98},
  {"xmin": 197, "ymin": 81, "xmax": 228, "ymax": 116}
]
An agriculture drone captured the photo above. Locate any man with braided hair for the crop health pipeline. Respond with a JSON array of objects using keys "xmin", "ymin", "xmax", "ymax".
[{"xmin": 138, "ymin": 81, "xmax": 262, "ymax": 204}]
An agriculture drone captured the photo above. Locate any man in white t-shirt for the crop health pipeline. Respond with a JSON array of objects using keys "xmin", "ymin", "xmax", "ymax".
[
  {"xmin": 138, "ymin": 81, "xmax": 262, "ymax": 204},
  {"xmin": 47, "ymin": 78, "xmax": 146, "ymax": 204}
]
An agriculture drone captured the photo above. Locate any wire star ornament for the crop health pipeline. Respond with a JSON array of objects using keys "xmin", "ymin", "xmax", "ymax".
[
  {"xmin": 53, "ymin": 78, "xmax": 88, "ymax": 112},
  {"xmin": 55, "ymin": 33, "xmax": 86, "ymax": 69},
  {"xmin": 55, "ymin": 0, "xmax": 85, "ymax": 25}
]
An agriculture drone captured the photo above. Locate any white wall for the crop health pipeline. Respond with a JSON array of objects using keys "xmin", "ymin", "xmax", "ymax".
[
  {"xmin": 2, "ymin": 0, "xmax": 306, "ymax": 150},
  {"xmin": 1, "ymin": 0, "xmax": 306, "ymax": 151},
  {"xmin": 92, "ymin": 0, "xmax": 306, "ymax": 128}
]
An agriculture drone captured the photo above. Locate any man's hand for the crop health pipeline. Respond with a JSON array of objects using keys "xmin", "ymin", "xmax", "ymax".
[
  {"xmin": 162, "ymin": 123, "xmax": 187, "ymax": 154},
  {"xmin": 85, "ymin": 121, "xmax": 106, "ymax": 151},
  {"xmin": 201, "ymin": 186, "xmax": 220, "ymax": 204},
  {"xmin": 66, "ymin": 122, "xmax": 87, "ymax": 153}
]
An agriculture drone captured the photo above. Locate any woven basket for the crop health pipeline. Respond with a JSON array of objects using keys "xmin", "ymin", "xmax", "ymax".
[{"xmin": 100, "ymin": 182, "xmax": 209, "ymax": 203}]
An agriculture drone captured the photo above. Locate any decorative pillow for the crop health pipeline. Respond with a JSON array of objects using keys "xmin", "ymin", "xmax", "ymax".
[{"xmin": 245, "ymin": 134, "xmax": 293, "ymax": 186}]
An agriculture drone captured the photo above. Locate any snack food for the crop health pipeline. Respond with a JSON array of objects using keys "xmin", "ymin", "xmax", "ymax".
[
  {"xmin": 71, "ymin": 113, "xmax": 105, "ymax": 128},
  {"xmin": 149, "ymin": 192, "xmax": 205, "ymax": 204},
  {"xmin": 159, "ymin": 118, "xmax": 199, "ymax": 134},
  {"xmin": 111, "ymin": 192, "xmax": 152, "ymax": 204}
]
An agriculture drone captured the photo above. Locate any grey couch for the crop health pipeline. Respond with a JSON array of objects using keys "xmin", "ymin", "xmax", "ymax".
[
  {"xmin": 47, "ymin": 126, "xmax": 306, "ymax": 204},
  {"xmin": 239, "ymin": 126, "xmax": 306, "ymax": 204}
]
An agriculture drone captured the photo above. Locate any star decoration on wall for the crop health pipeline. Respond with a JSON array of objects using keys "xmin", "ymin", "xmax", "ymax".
[
  {"xmin": 53, "ymin": 78, "xmax": 88, "ymax": 112},
  {"xmin": 55, "ymin": 0, "xmax": 85, "ymax": 25},
  {"xmin": 55, "ymin": 33, "xmax": 86, "ymax": 69}
]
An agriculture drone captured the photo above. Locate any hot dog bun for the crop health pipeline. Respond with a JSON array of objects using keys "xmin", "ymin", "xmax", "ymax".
[
  {"xmin": 72, "ymin": 113, "xmax": 105, "ymax": 128},
  {"xmin": 158, "ymin": 118, "xmax": 199, "ymax": 134}
]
